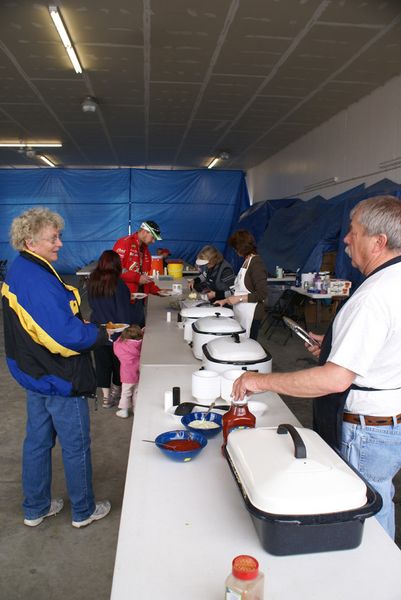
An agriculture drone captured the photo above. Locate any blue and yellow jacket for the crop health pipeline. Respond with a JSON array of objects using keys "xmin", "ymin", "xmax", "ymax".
[{"xmin": 1, "ymin": 251, "xmax": 108, "ymax": 397}]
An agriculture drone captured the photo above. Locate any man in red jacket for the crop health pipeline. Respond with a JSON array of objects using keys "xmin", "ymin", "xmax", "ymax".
[{"xmin": 113, "ymin": 221, "xmax": 163, "ymax": 295}]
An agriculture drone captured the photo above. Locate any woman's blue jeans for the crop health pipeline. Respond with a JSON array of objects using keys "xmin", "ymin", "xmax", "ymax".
[
  {"xmin": 22, "ymin": 390, "xmax": 96, "ymax": 522},
  {"xmin": 341, "ymin": 419, "xmax": 401, "ymax": 539}
]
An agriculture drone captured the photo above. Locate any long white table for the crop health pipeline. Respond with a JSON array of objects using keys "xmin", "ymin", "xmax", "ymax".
[
  {"xmin": 111, "ymin": 295, "xmax": 401, "ymax": 600},
  {"xmin": 140, "ymin": 293, "xmax": 200, "ymax": 366}
]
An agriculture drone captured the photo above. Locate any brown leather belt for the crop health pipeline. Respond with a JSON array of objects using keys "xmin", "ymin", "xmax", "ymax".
[{"xmin": 343, "ymin": 412, "xmax": 401, "ymax": 426}]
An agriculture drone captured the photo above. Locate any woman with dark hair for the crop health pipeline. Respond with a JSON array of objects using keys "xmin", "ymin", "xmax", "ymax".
[
  {"xmin": 87, "ymin": 250, "xmax": 145, "ymax": 409},
  {"xmin": 214, "ymin": 230, "xmax": 268, "ymax": 340}
]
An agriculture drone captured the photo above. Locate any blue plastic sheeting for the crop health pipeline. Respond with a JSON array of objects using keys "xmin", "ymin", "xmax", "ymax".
[
  {"xmin": 257, "ymin": 187, "xmax": 364, "ymax": 276},
  {"xmin": 225, "ymin": 197, "xmax": 299, "ymax": 273},
  {"xmin": 0, "ymin": 168, "xmax": 249, "ymax": 274},
  {"xmin": 130, "ymin": 169, "xmax": 249, "ymax": 262},
  {"xmin": 335, "ymin": 179, "xmax": 401, "ymax": 287},
  {"xmin": 230, "ymin": 180, "xmax": 401, "ymax": 288}
]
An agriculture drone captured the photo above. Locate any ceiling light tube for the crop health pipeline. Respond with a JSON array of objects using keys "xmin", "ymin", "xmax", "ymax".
[
  {"xmin": 0, "ymin": 142, "xmax": 62, "ymax": 147},
  {"xmin": 49, "ymin": 5, "xmax": 83, "ymax": 74},
  {"xmin": 208, "ymin": 157, "xmax": 220, "ymax": 169},
  {"xmin": 38, "ymin": 155, "xmax": 56, "ymax": 168}
]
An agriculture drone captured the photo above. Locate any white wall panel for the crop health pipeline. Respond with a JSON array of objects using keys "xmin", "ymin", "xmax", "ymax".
[{"xmin": 247, "ymin": 74, "xmax": 401, "ymax": 203}]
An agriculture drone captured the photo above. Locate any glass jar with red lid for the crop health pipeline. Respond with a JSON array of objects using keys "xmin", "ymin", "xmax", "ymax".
[{"xmin": 224, "ymin": 555, "xmax": 264, "ymax": 599}]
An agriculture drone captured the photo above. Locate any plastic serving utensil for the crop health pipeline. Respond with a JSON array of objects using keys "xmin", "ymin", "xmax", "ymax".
[{"xmin": 174, "ymin": 402, "xmax": 229, "ymax": 416}]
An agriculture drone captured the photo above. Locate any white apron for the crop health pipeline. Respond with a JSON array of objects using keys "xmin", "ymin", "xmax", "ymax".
[{"xmin": 232, "ymin": 255, "xmax": 257, "ymax": 338}]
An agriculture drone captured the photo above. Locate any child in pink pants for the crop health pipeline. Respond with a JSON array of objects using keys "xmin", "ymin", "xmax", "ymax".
[{"xmin": 113, "ymin": 325, "xmax": 143, "ymax": 418}]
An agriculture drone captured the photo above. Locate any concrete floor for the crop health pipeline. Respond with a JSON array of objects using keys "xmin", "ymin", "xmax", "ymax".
[{"xmin": 0, "ymin": 286, "xmax": 400, "ymax": 599}]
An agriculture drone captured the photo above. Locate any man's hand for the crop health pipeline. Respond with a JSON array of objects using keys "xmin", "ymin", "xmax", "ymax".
[
  {"xmin": 139, "ymin": 273, "xmax": 153, "ymax": 284},
  {"xmin": 306, "ymin": 332, "xmax": 324, "ymax": 358},
  {"xmin": 232, "ymin": 371, "xmax": 265, "ymax": 401}
]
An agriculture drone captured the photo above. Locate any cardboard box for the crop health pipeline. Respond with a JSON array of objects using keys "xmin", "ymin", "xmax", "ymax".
[{"xmin": 329, "ymin": 279, "xmax": 352, "ymax": 296}]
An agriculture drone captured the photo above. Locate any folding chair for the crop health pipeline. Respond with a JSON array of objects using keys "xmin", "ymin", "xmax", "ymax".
[{"xmin": 261, "ymin": 289, "xmax": 307, "ymax": 344}]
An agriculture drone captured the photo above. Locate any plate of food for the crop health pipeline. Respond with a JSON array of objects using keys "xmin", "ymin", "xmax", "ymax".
[
  {"xmin": 103, "ymin": 322, "xmax": 129, "ymax": 333},
  {"xmin": 131, "ymin": 292, "xmax": 148, "ymax": 300}
]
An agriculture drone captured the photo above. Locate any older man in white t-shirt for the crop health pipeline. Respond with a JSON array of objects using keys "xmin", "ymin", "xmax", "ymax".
[{"xmin": 232, "ymin": 195, "xmax": 401, "ymax": 539}]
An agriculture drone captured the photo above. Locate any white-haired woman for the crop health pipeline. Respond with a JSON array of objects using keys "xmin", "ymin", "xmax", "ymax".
[{"xmin": 2, "ymin": 206, "xmax": 111, "ymax": 529}]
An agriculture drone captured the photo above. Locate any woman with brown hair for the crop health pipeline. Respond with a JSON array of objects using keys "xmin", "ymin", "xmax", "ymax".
[
  {"xmin": 214, "ymin": 230, "xmax": 268, "ymax": 340},
  {"xmin": 87, "ymin": 250, "xmax": 144, "ymax": 408}
]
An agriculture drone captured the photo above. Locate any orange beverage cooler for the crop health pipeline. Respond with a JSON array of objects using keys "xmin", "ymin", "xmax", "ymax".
[{"xmin": 150, "ymin": 256, "xmax": 164, "ymax": 274}]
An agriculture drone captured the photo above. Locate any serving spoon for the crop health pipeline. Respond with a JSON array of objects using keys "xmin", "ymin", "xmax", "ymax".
[{"xmin": 174, "ymin": 401, "xmax": 229, "ymax": 416}]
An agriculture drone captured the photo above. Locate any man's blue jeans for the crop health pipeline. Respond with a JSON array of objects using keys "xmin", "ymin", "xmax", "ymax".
[
  {"xmin": 23, "ymin": 390, "xmax": 96, "ymax": 522},
  {"xmin": 341, "ymin": 419, "xmax": 401, "ymax": 539}
]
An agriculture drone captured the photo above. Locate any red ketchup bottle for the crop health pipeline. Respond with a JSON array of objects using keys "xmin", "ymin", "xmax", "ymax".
[{"xmin": 222, "ymin": 396, "xmax": 256, "ymax": 450}]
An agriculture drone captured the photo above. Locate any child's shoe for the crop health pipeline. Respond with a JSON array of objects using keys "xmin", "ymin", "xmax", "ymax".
[{"xmin": 116, "ymin": 408, "xmax": 129, "ymax": 419}]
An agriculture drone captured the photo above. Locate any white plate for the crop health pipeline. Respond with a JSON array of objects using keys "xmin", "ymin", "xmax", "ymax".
[
  {"xmin": 103, "ymin": 323, "xmax": 129, "ymax": 333},
  {"xmin": 158, "ymin": 289, "xmax": 173, "ymax": 296},
  {"xmin": 131, "ymin": 292, "xmax": 148, "ymax": 300}
]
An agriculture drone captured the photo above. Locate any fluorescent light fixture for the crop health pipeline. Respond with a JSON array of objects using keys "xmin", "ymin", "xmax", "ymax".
[
  {"xmin": 38, "ymin": 155, "xmax": 56, "ymax": 168},
  {"xmin": 0, "ymin": 142, "xmax": 62, "ymax": 148},
  {"xmin": 49, "ymin": 5, "xmax": 82, "ymax": 74},
  {"xmin": 208, "ymin": 157, "xmax": 220, "ymax": 169},
  {"xmin": 207, "ymin": 151, "xmax": 230, "ymax": 169}
]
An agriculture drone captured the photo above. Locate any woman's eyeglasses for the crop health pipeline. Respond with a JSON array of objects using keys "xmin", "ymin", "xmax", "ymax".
[{"xmin": 37, "ymin": 233, "xmax": 63, "ymax": 244}]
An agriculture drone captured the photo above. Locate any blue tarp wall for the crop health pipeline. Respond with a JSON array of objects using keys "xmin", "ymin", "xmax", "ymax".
[
  {"xmin": 0, "ymin": 169, "xmax": 249, "ymax": 274},
  {"xmin": 230, "ymin": 179, "xmax": 401, "ymax": 287},
  {"xmin": 226, "ymin": 196, "xmax": 299, "ymax": 272}
]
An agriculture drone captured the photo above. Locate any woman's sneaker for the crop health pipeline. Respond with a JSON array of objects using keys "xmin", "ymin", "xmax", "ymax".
[
  {"xmin": 102, "ymin": 398, "xmax": 114, "ymax": 408},
  {"xmin": 72, "ymin": 500, "xmax": 111, "ymax": 528},
  {"xmin": 24, "ymin": 498, "xmax": 64, "ymax": 527},
  {"xmin": 116, "ymin": 409, "xmax": 129, "ymax": 418}
]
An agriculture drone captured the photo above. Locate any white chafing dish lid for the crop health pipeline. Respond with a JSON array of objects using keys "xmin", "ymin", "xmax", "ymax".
[
  {"xmin": 226, "ymin": 427, "xmax": 367, "ymax": 515},
  {"xmin": 180, "ymin": 306, "xmax": 233, "ymax": 319},
  {"xmin": 192, "ymin": 316, "xmax": 245, "ymax": 335},
  {"xmin": 204, "ymin": 335, "xmax": 267, "ymax": 362}
]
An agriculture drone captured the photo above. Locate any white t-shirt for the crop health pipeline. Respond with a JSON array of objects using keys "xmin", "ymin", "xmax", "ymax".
[{"xmin": 328, "ymin": 261, "xmax": 401, "ymax": 416}]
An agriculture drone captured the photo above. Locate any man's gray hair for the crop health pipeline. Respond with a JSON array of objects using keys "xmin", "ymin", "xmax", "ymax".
[
  {"xmin": 10, "ymin": 206, "xmax": 64, "ymax": 251},
  {"xmin": 351, "ymin": 195, "xmax": 401, "ymax": 251}
]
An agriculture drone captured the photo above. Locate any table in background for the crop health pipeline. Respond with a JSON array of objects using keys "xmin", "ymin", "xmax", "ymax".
[
  {"xmin": 267, "ymin": 276, "xmax": 296, "ymax": 284},
  {"xmin": 290, "ymin": 285, "xmax": 343, "ymax": 327},
  {"xmin": 111, "ymin": 294, "xmax": 401, "ymax": 600},
  {"xmin": 267, "ymin": 276, "xmax": 296, "ymax": 308},
  {"xmin": 76, "ymin": 260, "xmax": 98, "ymax": 278},
  {"xmin": 75, "ymin": 260, "xmax": 98, "ymax": 299}
]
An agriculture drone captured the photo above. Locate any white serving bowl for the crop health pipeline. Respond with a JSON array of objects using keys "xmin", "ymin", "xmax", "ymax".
[{"xmin": 191, "ymin": 369, "xmax": 220, "ymax": 404}]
